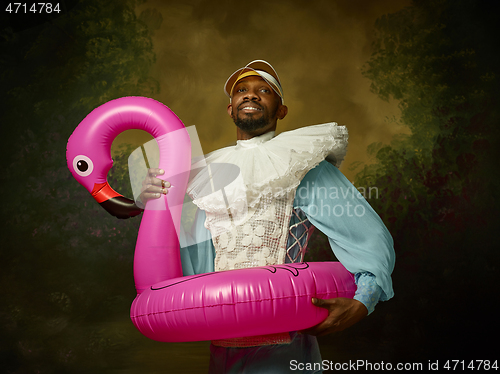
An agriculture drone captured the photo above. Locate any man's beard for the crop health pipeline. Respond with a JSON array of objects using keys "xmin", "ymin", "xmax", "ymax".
[
  {"xmin": 232, "ymin": 106, "xmax": 278, "ymax": 132},
  {"xmin": 233, "ymin": 114, "xmax": 269, "ymax": 132}
]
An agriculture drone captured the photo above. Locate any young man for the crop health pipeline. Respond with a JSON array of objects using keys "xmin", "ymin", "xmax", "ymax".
[{"xmin": 140, "ymin": 60, "xmax": 395, "ymax": 373}]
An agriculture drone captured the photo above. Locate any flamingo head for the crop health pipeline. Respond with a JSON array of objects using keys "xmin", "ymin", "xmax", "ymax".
[{"xmin": 66, "ymin": 98, "xmax": 145, "ymax": 219}]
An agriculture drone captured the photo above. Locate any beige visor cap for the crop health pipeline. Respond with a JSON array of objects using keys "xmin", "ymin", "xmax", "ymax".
[{"xmin": 224, "ymin": 60, "xmax": 284, "ymax": 103}]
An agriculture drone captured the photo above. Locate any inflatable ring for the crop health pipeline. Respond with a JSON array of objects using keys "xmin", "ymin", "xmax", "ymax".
[{"xmin": 66, "ymin": 97, "xmax": 356, "ymax": 342}]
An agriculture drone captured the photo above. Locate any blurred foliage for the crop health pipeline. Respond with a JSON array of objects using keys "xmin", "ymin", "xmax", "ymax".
[
  {"xmin": 0, "ymin": 0, "xmax": 167, "ymax": 372},
  {"xmin": 358, "ymin": 0, "xmax": 499, "ymax": 236},
  {"xmin": 342, "ymin": 0, "xmax": 499, "ymax": 360}
]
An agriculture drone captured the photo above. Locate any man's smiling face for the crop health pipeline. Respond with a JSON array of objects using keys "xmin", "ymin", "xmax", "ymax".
[{"xmin": 228, "ymin": 76, "xmax": 286, "ymax": 136}]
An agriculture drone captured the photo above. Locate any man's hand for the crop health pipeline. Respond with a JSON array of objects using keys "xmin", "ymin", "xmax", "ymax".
[
  {"xmin": 300, "ymin": 298, "xmax": 368, "ymax": 337},
  {"xmin": 137, "ymin": 168, "xmax": 171, "ymax": 207}
]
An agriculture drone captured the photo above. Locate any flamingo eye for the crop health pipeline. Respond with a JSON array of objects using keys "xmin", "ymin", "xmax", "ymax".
[{"xmin": 73, "ymin": 155, "xmax": 94, "ymax": 177}]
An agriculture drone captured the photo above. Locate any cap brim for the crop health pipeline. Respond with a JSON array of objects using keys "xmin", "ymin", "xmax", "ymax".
[{"xmin": 224, "ymin": 60, "xmax": 282, "ymax": 98}]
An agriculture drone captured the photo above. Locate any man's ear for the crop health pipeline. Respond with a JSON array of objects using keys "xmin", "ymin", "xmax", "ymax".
[
  {"xmin": 277, "ymin": 105, "xmax": 288, "ymax": 120},
  {"xmin": 227, "ymin": 103, "xmax": 233, "ymax": 118}
]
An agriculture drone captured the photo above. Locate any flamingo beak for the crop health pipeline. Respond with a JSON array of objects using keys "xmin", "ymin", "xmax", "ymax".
[{"xmin": 91, "ymin": 182, "xmax": 143, "ymax": 219}]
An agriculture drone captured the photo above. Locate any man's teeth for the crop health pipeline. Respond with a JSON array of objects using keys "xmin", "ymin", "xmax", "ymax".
[{"xmin": 242, "ymin": 107, "xmax": 261, "ymax": 110}]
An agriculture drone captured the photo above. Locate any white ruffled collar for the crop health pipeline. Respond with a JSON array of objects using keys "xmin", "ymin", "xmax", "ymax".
[
  {"xmin": 187, "ymin": 123, "xmax": 348, "ymax": 213},
  {"xmin": 236, "ymin": 131, "xmax": 275, "ymax": 148}
]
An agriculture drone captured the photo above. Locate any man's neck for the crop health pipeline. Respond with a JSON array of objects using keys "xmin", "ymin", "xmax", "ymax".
[{"xmin": 236, "ymin": 124, "xmax": 277, "ymax": 140}]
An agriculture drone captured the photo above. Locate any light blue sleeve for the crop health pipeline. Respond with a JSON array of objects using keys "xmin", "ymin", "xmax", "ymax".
[
  {"xmin": 354, "ymin": 272, "xmax": 383, "ymax": 315},
  {"xmin": 179, "ymin": 208, "xmax": 215, "ymax": 276},
  {"xmin": 294, "ymin": 160, "xmax": 395, "ymax": 302}
]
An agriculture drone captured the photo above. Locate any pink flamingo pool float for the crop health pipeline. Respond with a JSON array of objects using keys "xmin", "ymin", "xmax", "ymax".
[{"xmin": 66, "ymin": 97, "xmax": 356, "ymax": 342}]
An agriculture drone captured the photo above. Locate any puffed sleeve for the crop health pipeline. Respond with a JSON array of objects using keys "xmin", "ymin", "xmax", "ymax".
[
  {"xmin": 294, "ymin": 161, "xmax": 395, "ymax": 301},
  {"xmin": 179, "ymin": 208, "xmax": 215, "ymax": 275}
]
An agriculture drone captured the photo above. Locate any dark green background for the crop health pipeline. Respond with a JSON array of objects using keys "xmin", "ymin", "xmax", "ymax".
[{"xmin": 1, "ymin": 0, "xmax": 498, "ymax": 372}]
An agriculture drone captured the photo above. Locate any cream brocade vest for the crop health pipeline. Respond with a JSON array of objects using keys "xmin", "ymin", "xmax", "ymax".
[{"xmin": 187, "ymin": 123, "xmax": 348, "ymax": 272}]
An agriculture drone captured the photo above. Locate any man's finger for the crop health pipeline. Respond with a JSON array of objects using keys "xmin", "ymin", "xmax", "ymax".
[
  {"xmin": 143, "ymin": 192, "xmax": 162, "ymax": 200},
  {"xmin": 149, "ymin": 168, "xmax": 164, "ymax": 177},
  {"xmin": 312, "ymin": 297, "xmax": 322, "ymax": 306},
  {"xmin": 312, "ymin": 297, "xmax": 332, "ymax": 309}
]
